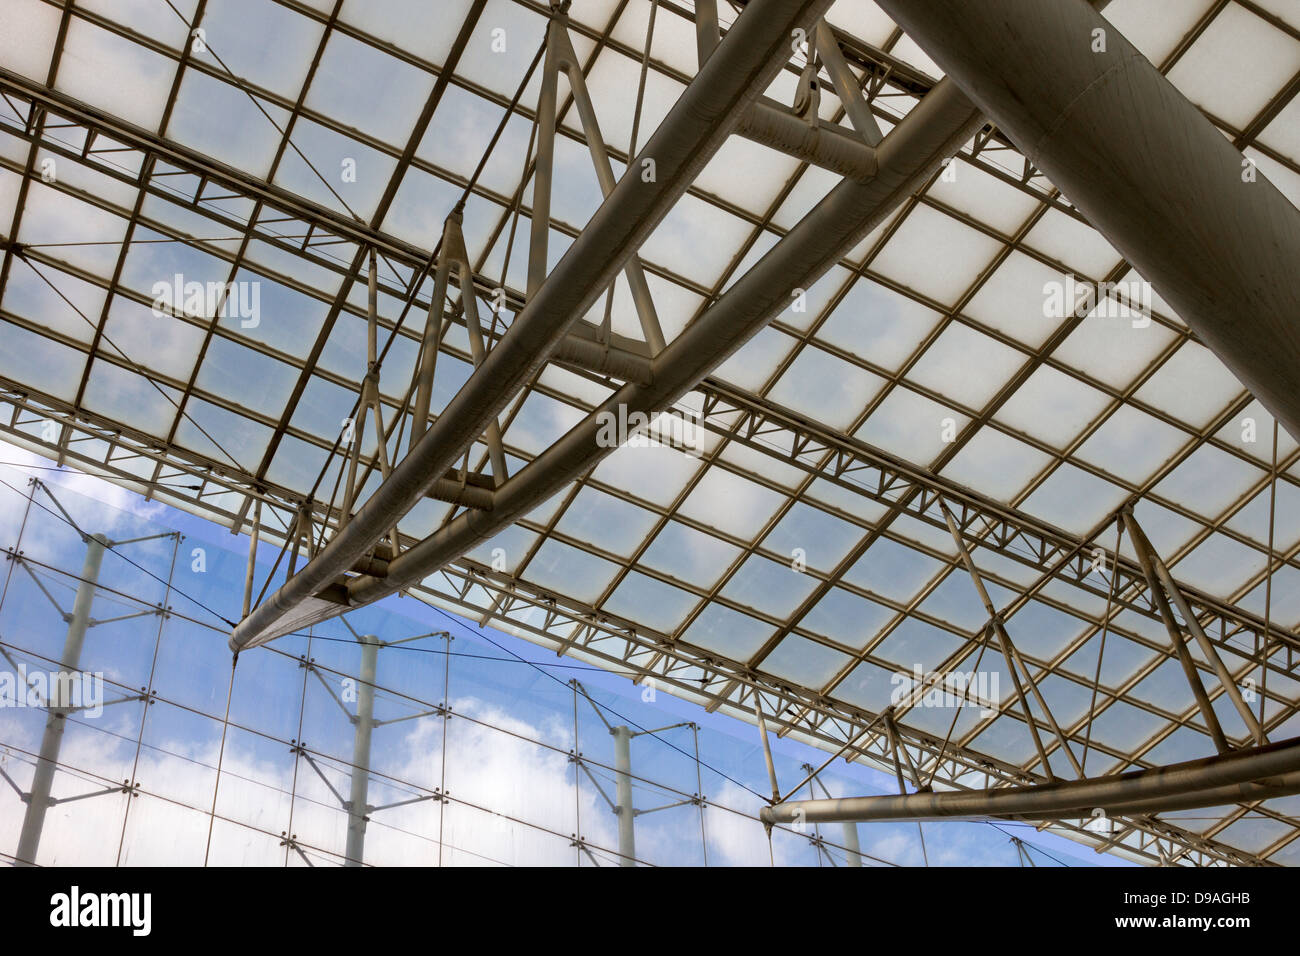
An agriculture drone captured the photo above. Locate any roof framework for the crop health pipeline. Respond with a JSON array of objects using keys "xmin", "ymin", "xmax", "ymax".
[{"xmin": 1, "ymin": 0, "xmax": 1299, "ymax": 866}]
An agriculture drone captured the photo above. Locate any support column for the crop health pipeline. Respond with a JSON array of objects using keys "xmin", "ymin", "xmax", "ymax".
[
  {"xmin": 15, "ymin": 533, "xmax": 106, "ymax": 866},
  {"xmin": 806, "ymin": 769, "xmax": 862, "ymax": 867},
  {"xmin": 611, "ymin": 724, "xmax": 636, "ymax": 867},
  {"xmin": 344, "ymin": 634, "xmax": 379, "ymax": 867}
]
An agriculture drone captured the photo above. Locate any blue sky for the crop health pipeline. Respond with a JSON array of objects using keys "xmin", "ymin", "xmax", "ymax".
[{"xmin": 0, "ymin": 445, "xmax": 1122, "ymax": 867}]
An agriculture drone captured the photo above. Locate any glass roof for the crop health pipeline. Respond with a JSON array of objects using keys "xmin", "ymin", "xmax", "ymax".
[{"xmin": 0, "ymin": 0, "xmax": 1298, "ymax": 866}]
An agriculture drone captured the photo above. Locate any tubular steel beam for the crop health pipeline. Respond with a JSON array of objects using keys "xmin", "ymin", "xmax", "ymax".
[
  {"xmin": 342, "ymin": 77, "xmax": 985, "ymax": 614},
  {"xmin": 694, "ymin": 0, "xmax": 878, "ymax": 179},
  {"xmin": 761, "ymin": 735, "xmax": 1300, "ymax": 826},
  {"xmin": 229, "ymin": 0, "xmax": 835, "ymax": 650},
  {"xmin": 815, "ymin": 19, "xmax": 883, "ymax": 147},
  {"xmin": 874, "ymin": 0, "xmax": 1300, "ymax": 441}
]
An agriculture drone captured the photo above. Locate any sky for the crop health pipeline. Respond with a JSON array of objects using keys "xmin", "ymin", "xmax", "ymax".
[{"xmin": 0, "ymin": 438, "xmax": 1121, "ymax": 867}]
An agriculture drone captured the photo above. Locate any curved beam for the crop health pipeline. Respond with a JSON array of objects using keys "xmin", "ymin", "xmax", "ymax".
[{"xmin": 760, "ymin": 736, "xmax": 1300, "ymax": 825}]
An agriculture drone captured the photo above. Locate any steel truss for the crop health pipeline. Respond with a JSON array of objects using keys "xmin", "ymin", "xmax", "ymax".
[
  {"xmin": 0, "ymin": 0, "xmax": 1298, "ymax": 867},
  {"xmin": 0, "ymin": 393, "xmax": 1286, "ymax": 866}
]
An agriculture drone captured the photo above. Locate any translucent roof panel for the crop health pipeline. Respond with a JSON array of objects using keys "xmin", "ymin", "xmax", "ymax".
[{"xmin": 0, "ymin": 0, "xmax": 1296, "ymax": 867}]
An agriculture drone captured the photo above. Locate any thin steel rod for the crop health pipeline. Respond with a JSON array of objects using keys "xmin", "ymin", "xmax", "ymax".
[
  {"xmin": 753, "ymin": 692, "xmax": 782, "ymax": 803},
  {"xmin": 1121, "ymin": 507, "xmax": 1230, "ymax": 754},
  {"xmin": 230, "ymin": 0, "xmax": 833, "ymax": 650},
  {"xmin": 1135, "ymin": 513, "xmax": 1263, "ymax": 743},
  {"xmin": 241, "ymin": 498, "xmax": 261, "ymax": 619},
  {"xmin": 762, "ymin": 735, "xmax": 1300, "ymax": 825}
]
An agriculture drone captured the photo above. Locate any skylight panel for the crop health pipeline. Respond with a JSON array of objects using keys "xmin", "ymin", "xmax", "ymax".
[
  {"xmin": 102, "ymin": 296, "xmax": 205, "ymax": 382},
  {"xmin": 721, "ymin": 553, "xmax": 822, "ymax": 619},
  {"xmin": 870, "ymin": 203, "xmax": 1005, "ymax": 306},
  {"xmin": 287, "ymin": 374, "xmax": 362, "ymax": 445},
  {"xmin": 465, "ymin": 524, "xmax": 541, "ymax": 574},
  {"xmin": 305, "ymin": 30, "xmax": 436, "ymax": 144},
  {"xmin": 677, "ymin": 466, "xmax": 787, "ymax": 539},
  {"xmin": 1166, "ymin": 530, "xmax": 1268, "ymax": 601},
  {"xmin": 198, "ymin": 0, "xmax": 323, "ymax": 99},
  {"xmin": 523, "ymin": 537, "xmax": 622, "ymax": 603},
  {"xmin": 1226, "ymin": 480, "xmax": 1300, "ymax": 551},
  {"xmin": 768, "ymin": 163, "xmax": 846, "ymax": 231},
  {"xmin": 380, "ymin": 166, "xmax": 464, "ymax": 247},
  {"xmin": 601, "ymin": 571, "xmax": 702, "ymax": 634},
  {"xmin": 0, "ymin": 0, "xmax": 62, "ymax": 82},
  {"xmin": 1052, "ymin": 310, "xmax": 1178, "ymax": 391},
  {"xmin": 925, "ymin": 158, "xmax": 1041, "ymax": 235},
  {"xmin": 1021, "ymin": 208, "xmax": 1122, "ymax": 279},
  {"xmin": 57, "ymin": 20, "xmax": 175, "ymax": 132},
  {"xmin": 640, "ymin": 190, "xmax": 753, "ymax": 286},
  {"xmin": 994, "ymin": 365, "xmax": 1112, "ymax": 451},
  {"xmin": 872, "ymin": 617, "xmax": 966, "ymax": 672},
  {"xmin": 1102, "ymin": 0, "xmax": 1217, "ymax": 66},
  {"xmin": 174, "ymin": 395, "xmax": 273, "ymax": 464},
  {"xmin": 499, "ymin": 390, "xmax": 588, "ymax": 457},
  {"xmin": 554, "ymin": 486, "xmax": 660, "ymax": 557},
  {"xmin": 914, "ymin": 570, "xmax": 995, "ymax": 632},
  {"xmin": 842, "ymin": 535, "xmax": 945, "ymax": 604},
  {"xmin": 0, "ymin": 261, "xmax": 104, "ymax": 344},
  {"xmin": 1075, "ymin": 402, "xmax": 1189, "ymax": 486},
  {"xmin": 1018, "ymin": 462, "xmax": 1128, "ymax": 535},
  {"xmin": 0, "ymin": 320, "xmax": 86, "ymax": 402},
  {"xmin": 817, "ymin": 275, "xmax": 941, "ymax": 372},
  {"xmin": 22, "ymin": 192, "xmax": 125, "ymax": 292},
  {"xmin": 854, "ymin": 385, "xmax": 971, "ymax": 464},
  {"xmin": 711, "ymin": 324, "xmax": 797, "ymax": 392},
  {"xmin": 906, "ymin": 321, "xmax": 1026, "ymax": 410},
  {"xmin": 941, "ymin": 425, "xmax": 1055, "ymax": 504},
  {"xmin": 275, "ymin": 119, "xmax": 397, "ymax": 219},
  {"xmin": 1004, "ymin": 599, "xmax": 1091, "ymax": 661},
  {"xmin": 81, "ymin": 361, "xmax": 177, "ymax": 437},
  {"xmin": 680, "ymin": 602, "xmax": 775, "ymax": 661},
  {"xmin": 584, "ymin": 47, "xmax": 682, "ymax": 155},
  {"xmin": 1167, "ymin": 3, "xmax": 1300, "ymax": 130},
  {"xmin": 590, "ymin": 441, "xmax": 701, "ymax": 507},
  {"xmin": 169, "ymin": 71, "xmax": 288, "ymax": 177},
  {"xmin": 340, "ymin": 0, "xmax": 475, "ymax": 66},
  {"xmin": 419, "ymin": 84, "xmax": 513, "ymax": 183},
  {"xmin": 824, "ymin": 2, "xmax": 897, "ymax": 46},
  {"xmin": 761, "ymin": 635, "xmax": 852, "ymax": 689},
  {"xmin": 456, "ymin": 0, "xmax": 548, "ymax": 100},
  {"xmin": 799, "ymin": 586, "xmax": 895, "ymax": 649},
  {"xmin": 964, "ymin": 251, "xmax": 1073, "ymax": 349},
  {"xmin": 1152, "ymin": 442, "xmax": 1267, "ymax": 518},
  {"xmin": 767, "ymin": 344, "xmax": 886, "ymax": 430},
  {"xmin": 194, "ymin": 335, "xmax": 297, "ymax": 418},
  {"xmin": 760, "ymin": 500, "xmax": 864, "ymax": 572},
  {"xmin": 1067, "ymin": 698, "xmax": 1167, "ymax": 756},
  {"xmin": 638, "ymin": 519, "xmax": 742, "ymax": 589}
]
